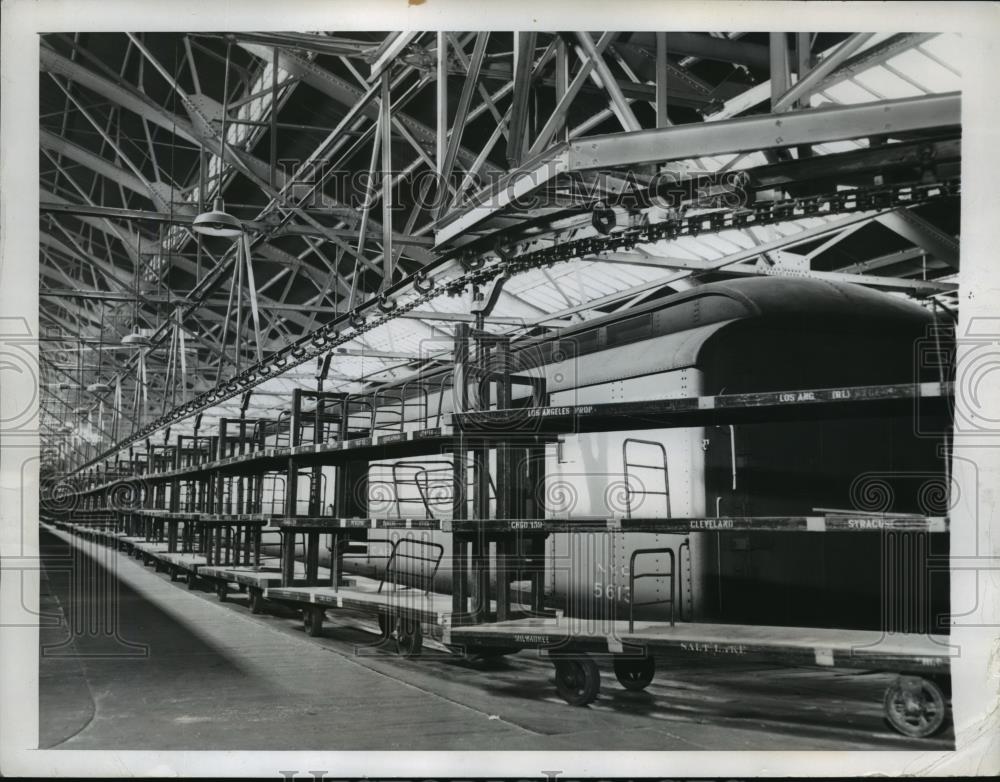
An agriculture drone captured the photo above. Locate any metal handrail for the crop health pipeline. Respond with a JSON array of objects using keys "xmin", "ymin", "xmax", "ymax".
[
  {"xmin": 414, "ymin": 462, "xmax": 497, "ymax": 517},
  {"xmin": 269, "ymin": 410, "xmax": 293, "ymax": 448},
  {"xmin": 628, "ymin": 546, "xmax": 675, "ymax": 632},
  {"xmin": 390, "ymin": 460, "xmax": 454, "ymax": 518},
  {"xmin": 290, "ymin": 471, "xmax": 327, "ymax": 515},
  {"xmin": 379, "ymin": 536, "xmax": 445, "ymax": 595},
  {"xmin": 261, "ymin": 474, "xmax": 286, "ymax": 515},
  {"xmin": 399, "ymin": 380, "xmax": 430, "ymax": 429},
  {"xmin": 370, "ymin": 388, "xmax": 405, "ymax": 435},
  {"xmin": 623, "ymin": 437, "xmax": 671, "ymax": 518},
  {"xmin": 677, "ymin": 538, "xmax": 691, "ymax": 622},
  {"xmin": 341, "ymin": 394, "xmax": 374, "ymax": 439}
]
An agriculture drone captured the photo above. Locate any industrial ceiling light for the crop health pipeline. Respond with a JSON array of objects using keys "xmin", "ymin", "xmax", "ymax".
[
  {"xmin": 193, "ymin": 41, "xmax": 243, "ymax": 239},
  {"xmin": 121, "ymin": 328, "xmax": 152, "ymax": 348},
  {"xmin": 90, "ymin": 304, "xmax": 113, "ymax": 394},
  {"xmin": 192, "ymin": 197, "xmax": 243, "ymax": 237}
]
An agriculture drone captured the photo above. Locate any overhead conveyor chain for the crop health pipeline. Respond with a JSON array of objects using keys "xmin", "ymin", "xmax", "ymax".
[
  {"xmin": 458, "ymin": 178, "xmax": 961, "ymax": 265},
  {"xmin": 72, "ymin": 177, "xmax": 960, "ymax": 472}
]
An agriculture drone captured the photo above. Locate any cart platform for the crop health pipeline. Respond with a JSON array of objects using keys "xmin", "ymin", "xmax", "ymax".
[{"xmin": 444, "ymin": 616, "xmax": 952, "ymax": 674}]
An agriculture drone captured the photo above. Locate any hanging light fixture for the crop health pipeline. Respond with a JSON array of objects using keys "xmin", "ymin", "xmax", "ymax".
[
  {"xmin": 89, "ymin": 302, "xmax": 113, "ymax": 392},
  {"xmin": 122, "ymin": 234, "xmax": 153, "ymax": 347},
  {"xmin": 121, "ymin": 329, "xmax": 152, "ymax": 347},
  {"xmin": 193, "ymin": 41, "xmax": 242, "ymax": 239},
  {"xmin": 193, "ymin": 197, "xmax": 242, "ymax": 236}
]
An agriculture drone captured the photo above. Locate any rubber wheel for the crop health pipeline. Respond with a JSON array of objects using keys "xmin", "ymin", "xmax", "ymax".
[
  {"xmin": 169, "ymin": 567, "xmax": 178, "ymax": 582},
  {"xmin": 304, "ymin": 606, "xmax": 325, "ymax": 637},
  {"xmin": 381, "ymin": 614, "xmax": 422, "ymax": 656},
  {"xmin": 614, "ymin": 655, "xmax": 656, "ymax": 691},
  {"xmin": 186, "ymin": 573, "xmax": 197, "ymax": 590},
  {"xmin": 249, "ymin": 588, "xmax": 263, "ymax": 615},
  {"xmin": 884, "ymin": 676, "xmax": 946, "ymax": 738},
  {"xmin": 395, "ymin": 617, "xmax": 422, "ymax": 657},
  {"xmin": 553, "ymin": 657, "xmax": 601, "ymax": 706},
  {"xmin": 215, "ymin": 583, "xmax": 228, "ymax": 602}
]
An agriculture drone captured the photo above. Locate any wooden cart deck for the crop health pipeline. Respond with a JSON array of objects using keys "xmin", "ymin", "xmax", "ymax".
[
  {"xmin": 197, "ymin": 559, "xmax": 333, "ymax": 589},
  {"xmin": 443, "ymin": 616, "xmax": 952, "ymax": 674},
  {"xmin": 267, "ymin": 579, "xmax": 455, "ymax": 625},
  {"xmin": 158, "ymin": 551, "xmax": 207, "ymax": 570},
  {"xmin": 198, "ymin": 562, "xmax": 282, "ymax": 587}
]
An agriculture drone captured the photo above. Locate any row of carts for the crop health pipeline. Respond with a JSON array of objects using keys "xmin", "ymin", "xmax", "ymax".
[{"xmin": 45, "ymin": 329, "xmax": 956, "ymax": 739}]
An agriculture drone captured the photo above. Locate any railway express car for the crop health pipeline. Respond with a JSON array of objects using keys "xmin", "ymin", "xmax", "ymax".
[{"xmin": 262, "ymin": 277, "xmax": 951, "ymax": 635}]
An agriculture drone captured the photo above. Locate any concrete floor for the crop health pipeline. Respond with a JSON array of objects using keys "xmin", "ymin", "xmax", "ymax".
[{"xmin": 39, "ymin": 527, "xmax": 954, "ymax": 751}]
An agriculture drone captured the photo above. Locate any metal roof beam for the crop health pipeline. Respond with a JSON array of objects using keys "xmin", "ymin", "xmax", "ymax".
[
  {"xmin": 40, "ymin": 129, "xmax": 151, "ymax": 200},
  {"xmin": 875, "ymin": 209, "xmax": 960, "ymax": 269},
  {"xmin": 564, "ymin": 92, "xmax": 960, "ymax": 170},
  {"xmin": 436, "ymin": 92, "xmax": 960, "ymax": 245},
  {"xmin": 239, "ymin": 42, "xmax": 501, "ymax": 179},
  {"xmin": 707, "ymin": 33, "xmax": 939, "ymax": 121},
  {"xmin": 658, "ymin": 32, "xmax": 771, "ymax": 69},
  {"xmin": 40, "ymin": 44, "xmax": 200, "ymax": 145}
]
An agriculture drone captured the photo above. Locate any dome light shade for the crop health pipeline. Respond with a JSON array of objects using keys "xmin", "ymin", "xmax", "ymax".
[
  {"xmin": 121, "ymin": 329, "xmax": 152, "ymax": 347},
  {"xmin": 192, "ymin": 198, "xmax": 242, "ymax": 237}
]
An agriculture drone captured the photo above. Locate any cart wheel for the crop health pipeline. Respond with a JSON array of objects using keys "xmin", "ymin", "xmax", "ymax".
[
  {"xmin": 395, "ymin": 617, "xmax": 422, "ymax": 657},
  {"xmin": 884, "ymin": 676, "xmax": 946, "ymax": 738},
  {"xmin": 613, "ymin": 655, "xmax": 656, "ymax": 691},
  {"xmin": 553, "ymin": 657, "xmax": 601, "ymax": 706},
  {"xmin": 304, "ymin": 606, "xmax": 325, "ymax": 637},
  {"xmin": 215, "ymin": 582, "xmax": 228, "ymax": 602},
  {"xmin": 248, "ymin": 588, "xmax": 263, "ymax": 614}
]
